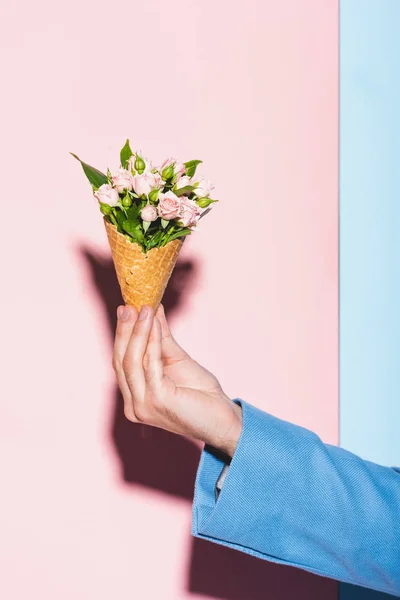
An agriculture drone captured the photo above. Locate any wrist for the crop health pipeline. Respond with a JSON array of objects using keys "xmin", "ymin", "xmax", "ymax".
[{"xmin": 213, "ymin": 401, "xmax": 243, "ymax": 458}]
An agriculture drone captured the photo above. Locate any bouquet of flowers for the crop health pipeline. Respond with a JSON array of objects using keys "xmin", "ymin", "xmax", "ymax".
[{"xmin": 72, "ymin": 140, "xmax": 217, "ymax": 310}]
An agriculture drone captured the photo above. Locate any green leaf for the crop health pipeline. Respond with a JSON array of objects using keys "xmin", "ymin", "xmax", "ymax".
[
  {"xmin": 108, "ymin": 213, "xmax": 118, "ymax": 227},
  {"xmin": 126, "ymin": 203, "xmax": 139, "ymax": 221},
  {"xmin": 196, "ymin": 197, "xmax": 219, "ymax": 208},
  {"xmin": 122, "ymin": 219, "xmax": 138, "ymax": 235},
  {"xmin": 134, "ymin": 226, "xmax": 145, "ymax": 244},
  {"xmin": 114, "ymin": 208, "xmax": 126, "ymax": 230},
  {"xmin": 184, "ymin": 159, "xmax": 202, "ymax": 179},
  {"xmin": 124, "ymin": 233, "xmax": 137, "ymax": 245},
  {"xmin": 70, "ymin": 153, "xmax": 108, "ymax": 189},
  {"xmin": 161, "ymin": 218, "xmax": 169, "ymax": 229},
  {"xmin": 122, "ymin": 220, "xmax": 145, "ymax": 244},
  {"xmin": 146, "ymin": 229, "xmax": 164, "ymax": 250},
  {"xmin": 143, "ymin": 220, "xmax": 151, "ymax": 233},
  {"xmin": 174, "ymin": 185, "xmax": 195, "ymax": 197},
  {"xmin": 162, "ymin": 228, "xmax": 192, "ymax": 245},
  {"xmin": 146, "ymin": 223, "xmax": 159, "ymax": 234},
  {"xmin": 120, "ymin": 139, "xmax": 133, "ymax": 169}
]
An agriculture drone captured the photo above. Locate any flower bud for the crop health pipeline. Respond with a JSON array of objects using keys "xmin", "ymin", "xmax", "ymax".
[
  {"xmin": 149, "ymin": 189, "xmax": 159, "ymax": 203},
  {"xmin": 94, "ymin": 183, "xmax": 120, "ymax": 207},
  {"xmin": 141, "ymin": 204, "xmax": 158, "ymax": 222},
  {"xmin": 196, "ymin": 197, "xmax": 217, "ymax": 208},
  {"xmin": 99, "ymin": 202, "xmax": 112, "ymax": 215},
  {"xmin": 122, "ymin": 195, "xmax": 132, "ymax": 208},
  {"xmin": 135, "ymin": 155, "xmax": 146, "ymax": 174},
  {"xmin": 162, "ymin": 164, "xmax": 174, "ymax": 180}
]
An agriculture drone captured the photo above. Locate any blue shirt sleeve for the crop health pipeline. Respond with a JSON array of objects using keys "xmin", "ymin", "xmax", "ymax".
[{"xmin": 192, "ymin": 399, "xmax": 400, "ymax": 597}]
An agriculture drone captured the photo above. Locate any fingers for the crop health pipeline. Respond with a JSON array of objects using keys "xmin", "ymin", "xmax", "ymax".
[
  {"xmin": 144, "ymin": 315, "xmax": 163, "ymax": 386},
  {"xmin": 113, "ymin": 305, "xmax": 139, "ymax": 420},
  {"xmin": 156, "ymin": 303, "xmax": 189, "ymax": 362},
  {"xmin": 123, "ymin": 305, "xmax": 155, "ymax": 405},
  {"xmin": 113, "ymin": 304, "xmax": 174, "ymax": 424},
  {"xmin": 114, "ymin": 305, "xmax": 138, "ymax": 364}
]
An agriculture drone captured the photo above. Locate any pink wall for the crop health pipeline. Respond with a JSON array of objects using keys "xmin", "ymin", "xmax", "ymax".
[{"xmin": 0, "ymin": 1, "xmax": 338, "ymax": 598}]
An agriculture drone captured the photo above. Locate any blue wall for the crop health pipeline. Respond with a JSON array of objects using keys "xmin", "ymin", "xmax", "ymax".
[{"xmin": 340, "ymin": 0, "xmax": 400, "ymax": 597}]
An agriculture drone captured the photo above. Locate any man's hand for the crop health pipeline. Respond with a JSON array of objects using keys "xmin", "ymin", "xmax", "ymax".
[{"xmin": 112, "ymin": 303, "xmax": 242, "ymax": 457}]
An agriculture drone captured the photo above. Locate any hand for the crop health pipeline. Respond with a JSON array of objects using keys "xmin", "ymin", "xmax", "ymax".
[{"xmin": 112, "ymin": 303, "xmax": 242, "ymax": 457}]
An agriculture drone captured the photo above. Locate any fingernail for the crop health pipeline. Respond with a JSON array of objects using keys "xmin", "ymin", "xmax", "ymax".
[
  {"xmin": 139, "ymin": 306, "xmax": 149, "ymax": 321},
  {"xmin": 118, "ymin": 306, "xmax": 131, "ymax": 322}
]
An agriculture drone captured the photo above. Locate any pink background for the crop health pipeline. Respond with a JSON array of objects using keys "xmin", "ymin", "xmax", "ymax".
[{"xmin": 0, "ymin": 1, "xmax": 338, "ymax": 598}]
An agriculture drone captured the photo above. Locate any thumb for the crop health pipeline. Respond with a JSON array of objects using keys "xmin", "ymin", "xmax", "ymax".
[{"xmin": 156, "ymin": 304, "xmax": 189, "ymax": 362}]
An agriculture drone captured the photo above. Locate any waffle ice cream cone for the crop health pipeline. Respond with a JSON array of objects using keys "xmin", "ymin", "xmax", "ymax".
[{"xmin": 104, "ymin": 219, "xmax": 183, "ymax": 311}]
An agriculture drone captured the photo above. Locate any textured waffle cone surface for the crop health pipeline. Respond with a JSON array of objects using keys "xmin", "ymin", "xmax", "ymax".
[{"xmin": 104, "ymin": 219, "xmax": 183, "ymax": 311}]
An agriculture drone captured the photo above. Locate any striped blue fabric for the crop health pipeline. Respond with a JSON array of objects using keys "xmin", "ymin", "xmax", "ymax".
[{"xmin": 192, "ymin": 400, "xmax": 400, "ymax": 597}]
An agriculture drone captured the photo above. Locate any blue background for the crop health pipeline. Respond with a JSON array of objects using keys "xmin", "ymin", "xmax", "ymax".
[{"xmin": 340, "ymin": 0, "xmax": 400, "ymax": 597}]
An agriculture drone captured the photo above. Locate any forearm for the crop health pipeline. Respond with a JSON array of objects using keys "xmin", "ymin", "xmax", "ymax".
[{"xmin": 193, "ymin": 399, "xmax": 400, "ymax": 597}]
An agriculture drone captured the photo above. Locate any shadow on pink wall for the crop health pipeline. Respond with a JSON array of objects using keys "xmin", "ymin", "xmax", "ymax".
[{"xmin": 78, "ymin": 243, "xmax": 335, "ymax": 600}]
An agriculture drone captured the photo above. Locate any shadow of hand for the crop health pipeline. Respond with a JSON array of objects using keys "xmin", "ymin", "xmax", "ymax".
[{"xmin": 80, "ymin": 245, "xmax": 200, "ymax": 499}]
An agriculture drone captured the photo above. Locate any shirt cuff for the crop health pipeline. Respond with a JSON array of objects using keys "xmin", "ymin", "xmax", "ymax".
[
  {"xmin": 192, "ymin": 397, "xmax": 250, "ymax": 536},
  {"xmin": 215, "ymin": 463, "xmax": 230, "ymax": 499}
]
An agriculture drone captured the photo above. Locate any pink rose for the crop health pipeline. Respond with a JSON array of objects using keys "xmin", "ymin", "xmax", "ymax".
[
  {"xmin": 173, "ymin": 161, "xmax": 186, "ymax": 180},
  {"xmin": 141, "ymin": 204, "xmax": 158, "ymax": 222},
  {"xmin": 94, "ymin": 183, "xmax": 119, "ymax": 207},
  {"xmin": 175, "ymin": 175, "xmax": 191, "ymax": 190},
  {"xmin": 132, "ymin": 172, "xmax": 159, "ymax": 197},
  {"xmin": 178, "ymin": 197, "xmax": 200, "ymax": 227},
  {"xmin": 112, "ymin": 168, "xmax": 133, "ymax": 193},
  {"xmin": 160, "ymin": 157, "xmax": 175, "ymax": 171},
  {"xmin": 158, "ymin": 191, "xmax": 181, "ymax": 220},
  {"xmin": 152, "ymin": 171, "xmax": 163, "ymax": 189},
  {"xmin": 193, "ymin": 178, "xmax": 214, "ymax": 198}
]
